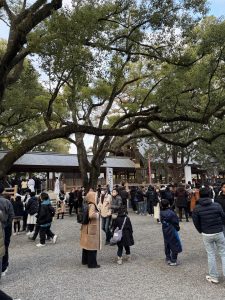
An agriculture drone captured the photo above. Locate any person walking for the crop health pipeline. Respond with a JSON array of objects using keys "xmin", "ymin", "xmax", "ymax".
[
  {"xmin": 192, "ymin": 187, "xmax": 225, "ymax": 284},
  {"xmin": 0, "ymin": 186, "xmax": 14, "ymax": 276},
  {"xmin": 26, "ymin": 192, "xmax": 39, "ymax": 236},
  {"xmin": 80, "ymin": 190, "xmax": 101, "ymax": 268},
  {"xmin": 136, "ymin": 187, "xmax": 145, "ymax": 216},
  {"xmin": 112, "ymin": 206, "xmax": 134, "ymax": 265},
  {"xmin": 175, "ymin": 184, "xmax": 189, "ymax": 222},
  {"xmin": 36, "ymin": 192, "xmax": 57, "ymax": 247},
  {"xmin": 68, "ymin": 188, "xmax": 77, "ymax": 215},
  {"xmin": 119, "ymin": 183, "xmax": 129, "ymax": 207},
  {"xmin": 160, "ymin": 199, "xmax": 182, "ymax": 266},
  {"xmin": 27, "ymin": 177, "xmax": 35, "ymax": 193},
  {"xmin": 146, "ymin": 185, "xmax": 158, "ymax": 216},
  {"xmin": 98, "ymin": 190, "xmax": 112, "ymax": 245},
  {"xmin": 12, "ymin": 196, "xmax": 24, "ymax": 235}
]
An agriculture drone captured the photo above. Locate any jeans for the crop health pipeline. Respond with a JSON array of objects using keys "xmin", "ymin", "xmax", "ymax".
[
  {"xmin": 39, "ymin": 225, "xmax": 54, "ymax": 245},
  {"xmin": 2, "ymin": 224, "xmax": 12, "ymax": 272},
  {"xmin": 13, "ymin": 220, "xmax": 21, "ymax": 233},
  {"xmin": 147, "ymin": 201, "xmax": 154, "ymax": 215},
  {"xmin": 164, "ymin": 241, "xmax": 178, "ymax": 263},
  {"xmin": 137, "ymin": 202, "xmax": 145, "ymax": 215},
  {"xmin": 117, "ymin": 245, "xmax": 130, "ymax": 257},
  {"xmin": 203, "ymin": 232, "xmax": 225, "ymax": 279},
  {"xmin": 101, "ymin": 216, "xmax": 111, "ymax": 242},
  {"xmin": 178, "ymin": 207, "xmax": 189, "ymax": 221}
]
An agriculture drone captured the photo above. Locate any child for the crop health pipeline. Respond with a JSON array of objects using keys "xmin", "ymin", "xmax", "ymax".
[
  {"xmin": 113, "ymin": 206, "xmax": 134, "ymax": 265},
  {"xmin": 160, "ymin": 199, "xmax": 182, "ymax": 266},
  {"xmin": 36, "ymin": 192, "xmax": 57, "ymax": 247},
  {"xmin": 12, "ymin": 196, "xmax": 24, "ymax": 235}
]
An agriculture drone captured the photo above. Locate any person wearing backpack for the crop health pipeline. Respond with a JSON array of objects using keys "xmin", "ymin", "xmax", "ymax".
[
  {"xmin": 36, "ymin": 192, "xmax": 57, "ymax": 247},
  {"xmin": 112, "ymin": 205, "xmax": 134, "ymax": 265},
  {"xmin": 26, "ymin": 192, "xmax": 39, "ymax": 236},
  {"xmin": 146, "ymin": 185, "xmax": 158, "ymax": 216},
  {"xmin": 80, "ymin": 190, "xmax": 101, "ymax": 268}
]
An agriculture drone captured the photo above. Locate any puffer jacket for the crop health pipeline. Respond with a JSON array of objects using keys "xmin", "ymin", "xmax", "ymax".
[{"xmin": 192, "ymin": 198, "xmax": 225, "ymax": 234}]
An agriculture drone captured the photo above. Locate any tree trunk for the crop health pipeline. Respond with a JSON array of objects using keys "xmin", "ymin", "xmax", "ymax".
[
  {"xmin": 75, "ymin": 133, "xmax": 90, "ymax": 189},
  {"xmin": 88, "ymin": 165, "xmax": 101, "ymax": 190}
]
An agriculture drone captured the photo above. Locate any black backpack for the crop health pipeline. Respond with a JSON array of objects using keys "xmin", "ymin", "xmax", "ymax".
[
  {"xmin": 48, "ymin": 205, "xmax": 55, "ymax": 218},
  {"xmin": 77, "ymin": 202, "xmax": 89, "ymax": 224}
]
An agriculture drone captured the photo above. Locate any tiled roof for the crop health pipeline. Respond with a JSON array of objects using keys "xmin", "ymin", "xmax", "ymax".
[{"xmin": 0, "ymin": 151, "xmax": 135, "ymax": 169}]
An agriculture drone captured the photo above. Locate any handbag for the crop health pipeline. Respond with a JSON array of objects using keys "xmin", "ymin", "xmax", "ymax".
[{"xmin": 110, "ymin": 217, "xmax": 127, "ymax": 245}]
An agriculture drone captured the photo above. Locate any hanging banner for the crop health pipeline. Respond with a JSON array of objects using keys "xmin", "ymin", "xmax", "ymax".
[{"xmin": 106, "ymin": 167, "xmax": 113, "ymax": 193}]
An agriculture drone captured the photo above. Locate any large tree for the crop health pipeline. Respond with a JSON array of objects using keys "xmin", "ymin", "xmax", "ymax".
[{"xmin": 1, "ymin": 0, "xmax": 225, "ymax": 187}]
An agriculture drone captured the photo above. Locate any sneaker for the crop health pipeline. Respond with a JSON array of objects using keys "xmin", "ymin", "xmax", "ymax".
[
  {"xmin": 13, "ymin": 232, "xmax": 17, "ymax": 236},
  {"xmin": 117, "ymin": 257, "xmax": 123, "ymax": 265},
  {"xmin": 206, "ymin": 275, "xmax": 219, "ymax": 284},
  {"xmin": 169, "ymin": 262, "xmax": 178, "ymax": 266},
  {"xmin": 26, "ymin": 231, "xmax": 31, "ymax": 236},
  {"xmin": 52, "ymin": 235, "xmax": 58, "ymax": 244},
  {"xmin": 1, "ymin": 267, "xmax": 8, "ymax": 276},
  {"xmin": 125, "ymin": 254, "xmax": 131, "ymax": 262},
  {"xmin": 36, "ymin": 243, "xmax": 46, "ymax": 247}
]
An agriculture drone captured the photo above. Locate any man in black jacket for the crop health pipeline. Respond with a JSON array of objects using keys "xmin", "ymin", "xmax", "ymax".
[
  {"xmin": 192, "ymin": 188, "xmax": 225, "ymax": 284},
  {"xmin": 0, "ymin": 186, "xmax": 14, "ymax": 276},
  {"xmin": 216, "ymin": 182, "xmax": 225, "ymax": 235}
]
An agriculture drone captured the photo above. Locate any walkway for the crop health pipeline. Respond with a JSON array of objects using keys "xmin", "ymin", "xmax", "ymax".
[{"xmin": 2, "ymin": 213, "xmax": 225, "ymax": 300}]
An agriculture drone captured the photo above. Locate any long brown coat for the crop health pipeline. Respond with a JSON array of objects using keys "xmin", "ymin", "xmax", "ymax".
[{"xmin": 80, "ymin": 191, "xmax": 101, "ymax": 251}]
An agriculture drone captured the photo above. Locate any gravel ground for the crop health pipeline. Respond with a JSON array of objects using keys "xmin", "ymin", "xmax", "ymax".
[{"xmin": 1, "ymin": 212, "xmax": 225, "ymax": 300}]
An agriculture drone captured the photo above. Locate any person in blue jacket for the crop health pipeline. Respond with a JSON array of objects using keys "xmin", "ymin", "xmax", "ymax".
[{"xmin": 160, "ymin": 199, "xmax": 182, "ymax": 266}]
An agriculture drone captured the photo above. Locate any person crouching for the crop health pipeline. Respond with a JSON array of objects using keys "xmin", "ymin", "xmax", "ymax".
[{"xmin": 36, "ymin": 192, "xmax": 57, "ymax": 247}]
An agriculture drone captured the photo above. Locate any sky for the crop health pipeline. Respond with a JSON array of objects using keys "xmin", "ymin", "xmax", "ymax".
[{"xmin": 0, "ymin": 0, "xmax": 225, "ymax": 39}]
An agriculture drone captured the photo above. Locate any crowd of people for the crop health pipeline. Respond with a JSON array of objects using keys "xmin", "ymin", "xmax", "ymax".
[{"xmin": 1, "ymin": 180, "xmax": 225, "ymax": 299}]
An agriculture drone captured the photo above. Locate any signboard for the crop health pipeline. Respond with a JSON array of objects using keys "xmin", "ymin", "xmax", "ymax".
[
  {"xmin": 184, "ymin": 166, "xmax": 192, "ymax": 184},
  {"xmin": 106, "ymin": 167, "xmax": 113, "ymax": 193}
]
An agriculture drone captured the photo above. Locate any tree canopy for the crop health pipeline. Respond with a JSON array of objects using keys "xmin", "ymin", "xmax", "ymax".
[{"xmin": 1, "ymin": 0, "xmax": 225, "ymax": 185}]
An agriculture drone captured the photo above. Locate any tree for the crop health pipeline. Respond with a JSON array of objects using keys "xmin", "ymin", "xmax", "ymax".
[
  {"xmin": 2, "ymin": 1, "xmax": 225, "ymax": 188},
  {"xmin": 0, "ymin": 0, "xmax": 62, "ymax": 105}
]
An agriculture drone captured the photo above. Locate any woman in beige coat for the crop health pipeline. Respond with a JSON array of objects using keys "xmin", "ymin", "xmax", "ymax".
[
  {"xmin": 98, "ymin": 191, "xmax": 112, "ymax": 245},
  {"xmin": 80, "ymin": 190, "xmax": 101, "ymax": 268}
]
